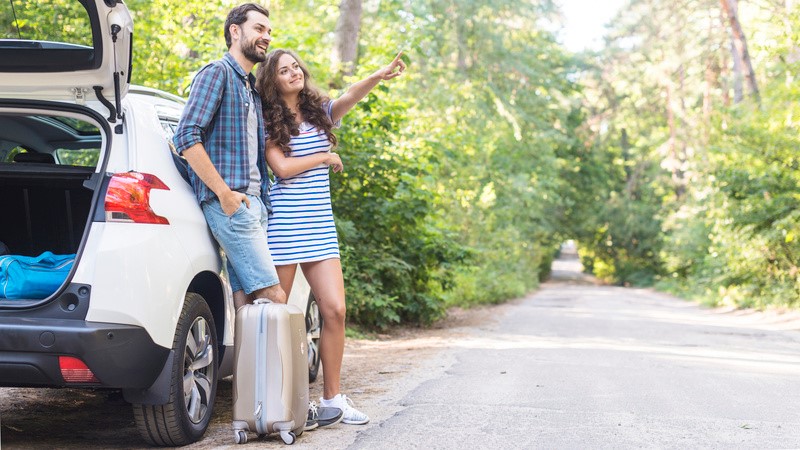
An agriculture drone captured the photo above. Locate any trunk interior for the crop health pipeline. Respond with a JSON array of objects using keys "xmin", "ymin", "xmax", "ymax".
[
  {"xmin": 0, "ymin": 168, "xmax": 95, "ymax": 256},
  {"xmin": 0, "ymin": 111, "xmax": 102, "ymax": 258}
]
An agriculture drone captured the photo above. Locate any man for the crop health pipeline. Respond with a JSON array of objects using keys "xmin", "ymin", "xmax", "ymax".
[
  {"xmin": 173, "ymin": 3, "xmax": 341, "ymax": 430},
  {"xmin": 174, "ymin": 3, "xmax": 283, "ymax": 308}
]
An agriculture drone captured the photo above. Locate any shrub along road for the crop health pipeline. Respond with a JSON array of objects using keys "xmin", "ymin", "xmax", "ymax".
[{"xmin": 2, "ymin": 251, "xmax": 799, "ymax": 448}]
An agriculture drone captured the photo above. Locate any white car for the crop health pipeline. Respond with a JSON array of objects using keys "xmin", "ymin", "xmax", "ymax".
[{"xmin": 0, "ymin": 0, "xmax": 320, "ymax": 446}]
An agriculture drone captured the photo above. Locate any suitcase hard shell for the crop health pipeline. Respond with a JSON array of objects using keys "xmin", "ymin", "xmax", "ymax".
[{"xmin": 232, "ymin": 300, "xmax": 309, "ymax": 445}]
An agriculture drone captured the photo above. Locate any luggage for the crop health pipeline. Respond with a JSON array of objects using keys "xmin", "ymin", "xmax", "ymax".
[
  {"xmin": 0, "ymin": 251, "xmax": 75, "ymax": 299},
  {"xmin": 232, "ymin": 299, "xmax": 308, "ymax": 445}
]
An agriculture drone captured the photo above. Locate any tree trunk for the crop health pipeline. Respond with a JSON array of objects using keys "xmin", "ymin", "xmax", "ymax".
[
  {"xmin": 664, "ymin": 81, "xmax": 686, "ymax": 199},
  {"xmin": 730, "ymin": 40, "xmax": 744, "ymax": 103},
  {"xmin": 720, "ymin": 0, "xmax": 760, "ymax": 103},
  {"xmin": 703, "ymin": 59, "xmax": 713, "ymax": 144},
  {"xmin": 719, "ymin": 7, "xmax": 731, "ymax": 107},
  {"xmin": 703, "ymin": 8, "xmax": 718, "ymax": 143},
  {"xmin": 785, "ymin": 0, "xmax": 800, "ymax": 85},
  {"xmin": 331, "ymin": 0, "xmax": 363, "ymax": 87}
]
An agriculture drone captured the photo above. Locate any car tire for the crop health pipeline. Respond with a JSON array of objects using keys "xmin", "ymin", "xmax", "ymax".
[
  {"xmin": 133, "ymin": 292, "xmax": 218, "ymax": 446},
  {"xmin": 306, "ymin": 293, "xmax": 322, "ymax": 382}
]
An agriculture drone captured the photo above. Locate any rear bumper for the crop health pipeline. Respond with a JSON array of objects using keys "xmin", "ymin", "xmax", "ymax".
[{"xmin": 0, "ymin": 317, "xmax": 169, "ymax": 388}]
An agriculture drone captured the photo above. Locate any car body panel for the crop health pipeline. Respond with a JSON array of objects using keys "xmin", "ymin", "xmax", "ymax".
[
  {"xmin": 74, "ymin": 222, "xmax": 189, "ymax": 347},
  {"xmin": 288, "ymin": 266, "xmax": 312, "ymax": 311},
  {"xmin": 0, "ymin": 316, "xmax": 168, "ymax": 388}
]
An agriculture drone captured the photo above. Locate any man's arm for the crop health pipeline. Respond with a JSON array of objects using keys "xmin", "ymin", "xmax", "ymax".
[
  {"xmin": 174, "ymin": 64, "xmax": 249, "ymax": 215},
  {"xmin": 182, "ymin": 144, "xmax": 249, "ymax": 215}
]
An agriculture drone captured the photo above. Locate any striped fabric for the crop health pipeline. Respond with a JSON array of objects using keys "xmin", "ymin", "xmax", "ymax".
[{"xmin": 267, "ymin": 102, "xmax": 340, "ymax": 265}]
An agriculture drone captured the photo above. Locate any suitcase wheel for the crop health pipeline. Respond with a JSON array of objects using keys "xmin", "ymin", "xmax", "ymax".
[
  {"xmin": 280, "ymin": 430, "xmax": 296, "ymax": 445},
  {"xmin": 235, "ymin": 430, "xmax": 248, "ymax": 444}
]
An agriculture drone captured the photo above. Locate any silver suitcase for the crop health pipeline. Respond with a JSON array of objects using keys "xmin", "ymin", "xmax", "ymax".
[{"xmin": 232, "ymin": 299, "xmax": 308, "ymax": 445}]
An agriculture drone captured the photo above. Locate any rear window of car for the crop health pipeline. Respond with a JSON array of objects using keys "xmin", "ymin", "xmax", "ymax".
[
  {"xmin": 1, "ymin": 0, "xmax": 92, "ymax": 46},
  {"xmin": 0, "ymin": 113, "xmax": 101, "ymax": 167},
  {"xmin": 55, "ymin": 148, "xmax": 99, "ymax": 166},
  {"xmin": 0, "ymin": 0, "xmax": 100, "ymax": 72}
]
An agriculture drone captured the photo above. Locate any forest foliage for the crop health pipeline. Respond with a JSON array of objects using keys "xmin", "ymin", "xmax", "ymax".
[{"xmin": 573, "ymin": 0, "xmax": 800, "ymax": 309}]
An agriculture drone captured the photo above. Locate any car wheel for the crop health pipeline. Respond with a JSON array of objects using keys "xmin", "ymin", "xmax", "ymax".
[
  {"xmin": 133, "ymin": 292, "xmax": 218, "ymax": 446},
  {"xmin": 306, "ymin": 293, "xmax": 322, "ymax": 382}
]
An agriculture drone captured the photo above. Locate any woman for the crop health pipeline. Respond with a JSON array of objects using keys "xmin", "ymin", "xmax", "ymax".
[{"xmin": 256, "ymin": 49, "xmax": 405, "ymax": 424}]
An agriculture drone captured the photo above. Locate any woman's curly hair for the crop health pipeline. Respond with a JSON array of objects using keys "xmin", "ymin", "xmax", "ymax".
[{"xmin": 256, "ymin": 49, "xmax": 337, "ymax": 155}]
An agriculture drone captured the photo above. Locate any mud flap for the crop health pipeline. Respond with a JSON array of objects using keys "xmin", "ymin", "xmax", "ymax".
[{"xmin": 122, "ymin": 350, "xmax": 174, "ymax": 405}]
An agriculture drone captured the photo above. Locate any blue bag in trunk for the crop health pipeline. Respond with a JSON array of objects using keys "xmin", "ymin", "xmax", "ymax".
[{"xmin": 0, "ymin": 252, "xmax": 75, "ymax": 299}]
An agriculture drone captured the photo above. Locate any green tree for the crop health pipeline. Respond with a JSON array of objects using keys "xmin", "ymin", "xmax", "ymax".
[{"xmin": 575, "ymin": 0, "xmax": 800, "ymax": 312}]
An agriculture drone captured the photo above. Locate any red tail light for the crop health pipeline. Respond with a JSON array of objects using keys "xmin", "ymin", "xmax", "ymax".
[
  {"xmin": 105, "ymin": 172, "xmax": 170, "ymax": 224},
  {"xmin": 59, "ymin": 356, "xmax": 100, "ymax": 384}
]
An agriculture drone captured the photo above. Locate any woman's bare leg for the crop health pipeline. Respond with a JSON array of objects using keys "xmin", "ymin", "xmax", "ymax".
[
  {"xmin": 274, "ymin": 264, "xmax": 298, "ymax": 299},
  {"xmin": 301, "ymin": 258, "xmax": 345, "ymax": 399}
]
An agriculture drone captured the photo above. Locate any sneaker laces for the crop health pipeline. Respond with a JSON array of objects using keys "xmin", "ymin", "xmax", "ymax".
[
  {"xmin": 340, "ymin": 395, "xmax": 367, "ymax": 420},
  {"xmin": 308, "ymin": 401, "xmax": 319, "ymax": 419}
]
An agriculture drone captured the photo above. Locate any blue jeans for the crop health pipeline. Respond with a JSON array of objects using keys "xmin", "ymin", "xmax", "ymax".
[{"xmin": 201, "ymin": 194, "xmax": 279, "ymax": 294}]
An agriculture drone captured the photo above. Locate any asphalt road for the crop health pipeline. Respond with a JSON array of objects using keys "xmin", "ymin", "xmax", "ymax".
[{"xmin": 346, "ymin": 253, "xmax": 800, "ymax": 449}]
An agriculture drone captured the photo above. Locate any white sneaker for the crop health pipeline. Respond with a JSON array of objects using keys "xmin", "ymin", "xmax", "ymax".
[{"xmin": 320, "ymin": 394, "xmax": 370, "ymax": 425}]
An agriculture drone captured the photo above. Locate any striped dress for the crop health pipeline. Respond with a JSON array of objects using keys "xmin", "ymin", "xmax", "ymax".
[{"xmin": 267, "ymin": 102, "xmax": 340, "ymax": 265}]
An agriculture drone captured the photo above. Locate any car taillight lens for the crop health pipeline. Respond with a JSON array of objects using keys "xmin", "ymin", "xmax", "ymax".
[
  {"xmin": 59, "ymin": 356, "xmax": 100, "ymax": 384},
  {"xmin": 105, "ymin": 172, "xmax": 170, "ymax": 224}
]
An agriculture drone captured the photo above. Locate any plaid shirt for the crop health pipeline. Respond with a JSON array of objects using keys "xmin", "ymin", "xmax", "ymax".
[{"xmin": 174, "ymin": 52, "xmax": 270, "ymax": 208}]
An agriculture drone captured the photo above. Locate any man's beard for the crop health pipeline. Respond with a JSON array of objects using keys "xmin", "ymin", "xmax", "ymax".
[{"xmin": 242, "ymin": 39, "xmax": 267, "ymax": 64}]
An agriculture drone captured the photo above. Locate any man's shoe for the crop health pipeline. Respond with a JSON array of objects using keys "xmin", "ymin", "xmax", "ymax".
[
  {"xmin": 304, "ymin": 417, "xmax": 319, "ymax": 431},
  {"xmin": 320, "ymin": 394, "xmax": 369, "ymax": 425},
  {"xmin": 307, "ymin": 401, "xmax": 343, "ymax": 429}
]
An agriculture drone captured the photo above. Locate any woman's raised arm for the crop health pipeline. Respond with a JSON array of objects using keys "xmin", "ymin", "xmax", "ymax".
[{"xmin": 330, "ymin": 52, "xmax": 406, "ymax": 123}]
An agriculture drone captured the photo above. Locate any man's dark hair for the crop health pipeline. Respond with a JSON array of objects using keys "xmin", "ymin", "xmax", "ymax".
[{"xmin": 224, "ymin": 3, "xmax": 270, "ymax": 49}]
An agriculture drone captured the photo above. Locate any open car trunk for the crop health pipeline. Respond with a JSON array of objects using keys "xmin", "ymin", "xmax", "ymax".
[
  {"xmin": 0, "ymin": 107, "xmax": 106, "ymax": 300},
  {"xmin": 0, "ymin": 166, "xmax": 95, "ymax": 255}
]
